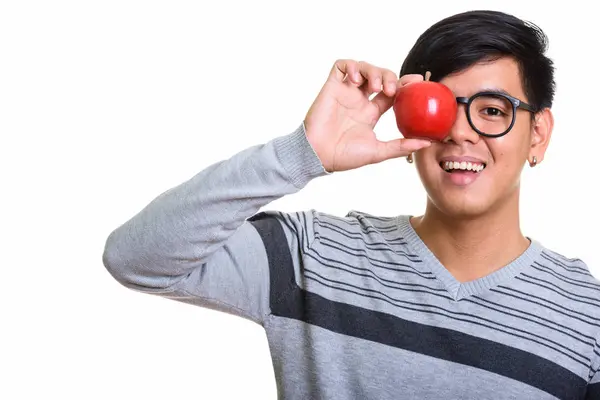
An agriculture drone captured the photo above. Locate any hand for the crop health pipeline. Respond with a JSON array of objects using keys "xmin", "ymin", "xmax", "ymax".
[{"xmin": 304, "ymin": 59, "xmax": 431, "ymax": 172}]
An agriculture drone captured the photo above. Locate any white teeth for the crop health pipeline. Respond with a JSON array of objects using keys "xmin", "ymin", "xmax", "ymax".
[{"xmin": 442, "ymin": 161, "xmax": 485, "ymax": 172}]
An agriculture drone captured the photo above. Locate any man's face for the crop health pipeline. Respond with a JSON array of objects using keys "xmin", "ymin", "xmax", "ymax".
[{"xmin": 413, "ymin": 57, "xmax": 552, "ymax": 218}]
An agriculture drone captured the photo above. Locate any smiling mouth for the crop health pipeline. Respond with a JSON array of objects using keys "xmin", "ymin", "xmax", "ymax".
[{"xmin": 439, "ymin": 161, "xmax": 486, "ymax": 173}]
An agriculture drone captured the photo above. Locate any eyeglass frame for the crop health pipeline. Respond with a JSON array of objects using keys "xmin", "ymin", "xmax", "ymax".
[{"xmin": 455, "ymin": 90, "xmax": 537, "ymax": 138}]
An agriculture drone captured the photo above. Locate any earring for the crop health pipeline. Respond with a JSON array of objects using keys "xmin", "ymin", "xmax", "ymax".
[
  {"xmin": 406, "ymin": 153, "xmax": 413, "ymax": 163},
  {"xmin": 529, "ymin": 156, "xmax": 537, "ymax": 167}
]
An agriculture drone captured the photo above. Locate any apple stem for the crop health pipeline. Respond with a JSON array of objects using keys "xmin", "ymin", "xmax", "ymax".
[{"xmin": 425, "ymin": 71, "xmax": 431, "ymax": 81}]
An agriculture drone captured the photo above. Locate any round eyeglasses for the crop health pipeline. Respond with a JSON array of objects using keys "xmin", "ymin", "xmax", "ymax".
[{"xmin": 456, "ymin": 91, "xmax": 536, "ymax": 138}]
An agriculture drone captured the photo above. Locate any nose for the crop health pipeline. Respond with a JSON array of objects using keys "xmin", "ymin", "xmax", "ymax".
[{"xmin": 443, "ymin": 103, "xmax": 480, "ymax": 145}]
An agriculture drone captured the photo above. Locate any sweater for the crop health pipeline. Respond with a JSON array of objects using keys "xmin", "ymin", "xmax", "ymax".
[{"xmin": 102, "ymin": 123, "xmax": 600, "ymax": 400}]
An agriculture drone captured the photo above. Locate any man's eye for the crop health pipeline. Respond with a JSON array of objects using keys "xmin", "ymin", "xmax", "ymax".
[{"xmin": 484, "ymin": 107, "xmax": 503, "ymax": 116}]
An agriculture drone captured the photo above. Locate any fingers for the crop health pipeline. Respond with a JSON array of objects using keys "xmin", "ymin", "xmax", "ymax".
[
  {"xmin": 370, "ymin": 72, "xmax": 426, "ymax": 118},
  {"xmin": 374, "ymin": 138, "xmax": 432, "ymax": 163},
  {"xmin": 330, "ymin": 59, "xmax": 358, "ymax": 82},
  {"xmin": 355, "ymin": 61, "xmax": 398, "ymax": 97},
  {"xmin": 330, "ymin": 59, "xmax": 398, "ymax": 97},
  {"xmin": 370, "ymin": 90, "xmax": 395, "ymax": 116},
  {"xmin": 398, "ymin": 73, "xmax": 424, "ymax": 87},
  {"xmin": 330, "ymin": 59, "xmax": 428, "ymax": 124},
  {"xmin": 331, "ymin": 59, "xmax": 424, "ymax": 88}
]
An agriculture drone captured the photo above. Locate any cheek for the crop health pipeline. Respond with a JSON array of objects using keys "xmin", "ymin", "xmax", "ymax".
[
  {"xmin": 485, "ymin": 141, "xmax": 529, "ymax": 181},
  {"xmin": 413, "ymin": 148, "xmax": 440, "ymax": 184},
  {"xmin": 487, "ymin": 134, "xmax": 529, "ymax": 166},
  {"xmin": 415, "ymin": 147, "xmax": 439, "ymax": 172}
]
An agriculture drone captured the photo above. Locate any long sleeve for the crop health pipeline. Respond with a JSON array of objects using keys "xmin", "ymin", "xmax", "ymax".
[{"xmin": 101, "ymin": 123, "xmax": 329, "ymax": 325}]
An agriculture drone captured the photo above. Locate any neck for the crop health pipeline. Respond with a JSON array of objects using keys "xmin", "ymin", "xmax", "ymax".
[{"xmin": 410, "ymin": 190, "xmax": 530, "ymax": 282}]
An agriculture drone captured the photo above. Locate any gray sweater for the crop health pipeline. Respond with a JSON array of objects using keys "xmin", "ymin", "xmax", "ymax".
[{"xmin": 102, "ymin": 123, "xmax": 600, "ymax": 399}]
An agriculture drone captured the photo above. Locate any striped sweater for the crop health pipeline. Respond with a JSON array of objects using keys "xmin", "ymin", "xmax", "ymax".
[{"xmin": 102, "ymin": 123, "xmax": 600, "ymax": 399}]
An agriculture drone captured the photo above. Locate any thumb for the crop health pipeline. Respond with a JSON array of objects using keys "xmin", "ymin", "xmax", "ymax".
[{"xmin": 374, "ymin": 138, "xmax": 432, "ymax": 163}]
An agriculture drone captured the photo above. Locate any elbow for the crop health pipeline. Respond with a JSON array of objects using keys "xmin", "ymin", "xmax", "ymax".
[
  {"xmin": 101, "ymin": 228, "xmax": 177, "ymax": 293},
  {"xmin": 102, "ymin": 229, "xmax": 137, "ymax": 288},
  {"xmin": 102, "ymin": 227, "xmax": 154, "ymax": 291}
]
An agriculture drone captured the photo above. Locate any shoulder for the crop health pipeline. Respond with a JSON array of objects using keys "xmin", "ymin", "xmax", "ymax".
[
  {"xmin": 317, "ymin": 209, "xmax": 410, "ymax": 238},
  {"xmin": 246, "ymin": 208, "xmax": 411, "ymax": 245},
  {"xmin": 536, "ymin": 245, "xmax": 600, "ymax": 285},
  {"xmin": 529, "ymin": 244, "xmax": 600, "ymax": 328},
  {"xmin": 248, "ymin": 208, "xmax": 405, "ymax": 229}
]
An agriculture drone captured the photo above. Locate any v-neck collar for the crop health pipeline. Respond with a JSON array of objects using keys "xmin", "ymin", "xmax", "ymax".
[{"xmin": 395, "ymin": 215, "xmax": 543, "ymax": 301}]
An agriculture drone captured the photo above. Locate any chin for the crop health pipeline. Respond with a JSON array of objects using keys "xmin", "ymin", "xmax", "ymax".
[
  {"xmin": 415, "ymin": 155, "xmax": 522, "ymax": 220},
  {"xmin": 426, "ymin": 191, "xmax": 495, "ymax": 220}
]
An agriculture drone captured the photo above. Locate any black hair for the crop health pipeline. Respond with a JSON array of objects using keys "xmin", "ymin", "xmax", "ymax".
[{"xmin": 400, "ymin": 10, "xmax": 555, "ymax": 112}]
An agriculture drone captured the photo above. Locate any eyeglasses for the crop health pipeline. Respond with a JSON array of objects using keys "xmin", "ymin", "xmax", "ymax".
[{"xmin": 456, "ymin": 91, "xmax": 536, "ymax": 138}]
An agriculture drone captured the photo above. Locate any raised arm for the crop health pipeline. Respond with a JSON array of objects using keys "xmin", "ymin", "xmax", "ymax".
[
  {"xmin": 101, "ymin": 59, "xmax": 431, "ymax": 324},
  {"xmin": 102, "ymin": 123, "xmax": 326, "ymax": 323}
]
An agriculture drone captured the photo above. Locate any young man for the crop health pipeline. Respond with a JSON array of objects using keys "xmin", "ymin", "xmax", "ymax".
[{"xmin": 103, "ymin": 10, "xmax": 600, "ymax": 400}]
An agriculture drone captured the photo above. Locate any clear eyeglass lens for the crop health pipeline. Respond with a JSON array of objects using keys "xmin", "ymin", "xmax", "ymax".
[{"xmin": 469, "ymin": 94, "xmax": 513, "ymax": 136}]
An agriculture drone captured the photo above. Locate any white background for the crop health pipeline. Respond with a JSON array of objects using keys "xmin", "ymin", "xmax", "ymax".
[{"xmin": 2, "ymin": 1, "xmax": 598, "ymax": 399}]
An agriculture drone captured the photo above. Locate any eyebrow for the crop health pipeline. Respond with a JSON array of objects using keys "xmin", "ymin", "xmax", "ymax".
[
  {"xmin": 476, "ymin": 87, "xmax": 512, "ymax": 96},
  {"xmin": 455, "ymin": 87, "xmax": 515, "ymax": 99}
]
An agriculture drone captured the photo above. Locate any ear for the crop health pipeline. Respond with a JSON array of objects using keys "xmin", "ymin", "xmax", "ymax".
[{"xmin": 529, "ymin": 107, "xmax": 554, "ymax": 164}]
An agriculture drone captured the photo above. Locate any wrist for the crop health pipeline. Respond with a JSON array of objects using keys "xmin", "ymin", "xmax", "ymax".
[{"xmin": 273, "ymin": 122, "xmax": 331, "ymax": 188}]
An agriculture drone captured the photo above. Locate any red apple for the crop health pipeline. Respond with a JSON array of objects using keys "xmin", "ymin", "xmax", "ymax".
[{"xmin": 392, "ymin": 71, "xmax": 457, "ymax": 141}]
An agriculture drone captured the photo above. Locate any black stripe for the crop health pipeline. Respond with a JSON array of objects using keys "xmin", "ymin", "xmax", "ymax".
[
  {"xmin": 532, "ymin": 262, "xmax": 600, "ymax": 291},
  {"xmin": 317, "ymin": 220, "xmax": 409, "ymax": 246},
  {"xmin": 317, "ymin": 218, "xmax": 408, "ymax": 244},
  {"xmin": 305, "ymin": 249, "xmax": 594, "ymax": 353},
  {"xmin": 469, "ymin": 296, "xmax": 596, "ymax": 344},
  {"xmin": 305, "ymin": 250, "xmax": 454, "ymax": 301},
  {"xmin": 522, "ymin": 273, "xmax": 600, "ymax": 303},
  {"xmin": 323, "ymin": 213, "xmax": 408, "ymax": 234},
  {"xmin": 273, "ymin": 211, "xmax": 418, "ymax": 268},
  {"xmin": 373, "ymin": 224, "xmax": 402, "ymax": 233},
  {"xmin": 278, "ymin": 215, "xmax": 430, "ymax": 278},
  {"xmin": 303, "ymin": 251, "xmax": 444, "ymax": 293},
  {"xmin": 517, "ymin": 275, "xmax": 600, "ymax": 308},
  {"xmin": 301, "ymin": 212, "xmax": 309, "ymax": 249},
  {"xmin": 329, "ymin": 213, "xmax": 400, "ymax": 228},
  {"xmin": 303, "ymin": 222, "xmax": 596, "ymax": 347},
  {"xmin": 248, "ymin": 213, "xmax": 587, "ymax": 400},
  {"xmin": 492, "ymin": 286, "xmax": 600, "ymax": 327},
  {"xmin": 543, "ymin": 250, "xmax": 584, "ymax": 264},
  {"xmin": 279, "ymin": 212, "xmax": 308, "ymax": 252},
  {"xmin": 308, "ymin": 245, "xmax": 435, "ymax": 280},
  {"xmin": 299, "ymin": 217, "xmax": 593, "ymax": 358},
  {"xmin": 320, "ymin": 217, "xmax": 401, "ymax": 235},
  {"xmin": 302, "ymin": 267, "xmax": 590, "ymax": 368},
  {"xmin": 542, "ymin": 251, "xmax": 587, "ymax": 268},
  {"xmin": 585, "ymin": 382, "xmax": 600, "ymax": 400},
  {"xmin": 319, "ymin": 239, "xmax": 424, "ymax": 269},
  {"xmin": 326, "ymin": 213, "xmax": 366, "ymax": 224},
  {"xmin": 321, "ymin": 235, "xmax": 421, "ymax": 260},
  {"xmin": 347, "ymin": 212, "xmax": 399, "ymax": 223},
  {"xmin": 540, "ymin": 252, "xmax": 591, "ymax": 275}
]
